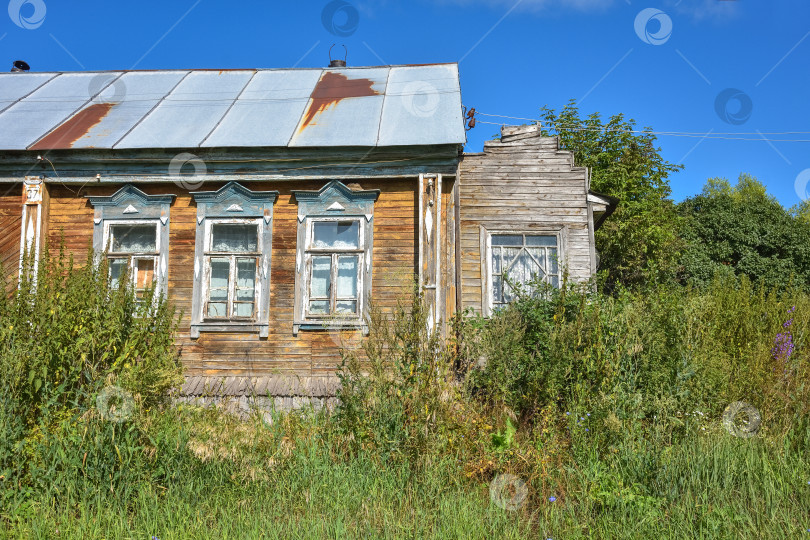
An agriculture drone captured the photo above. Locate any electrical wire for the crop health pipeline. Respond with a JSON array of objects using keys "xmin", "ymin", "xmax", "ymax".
[{"xmin": 474, "ymin": 112, "xmax": 810, "ymax": 142}]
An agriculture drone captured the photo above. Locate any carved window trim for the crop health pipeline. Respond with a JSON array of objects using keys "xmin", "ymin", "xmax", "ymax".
[
  {"xmin": 481, "ymin": 225, "xmax": 567, "ymax": 317},
  {"xmin": 190, "ymin": 182, "xmax": 278, "ymax": 339},
  {"xmin": 292, "ymin": 180, "xmax": 379, "ymax": 335},
  {"xmin": 87, "ymin": 185, "xmax": 175, "ymax": 297}
]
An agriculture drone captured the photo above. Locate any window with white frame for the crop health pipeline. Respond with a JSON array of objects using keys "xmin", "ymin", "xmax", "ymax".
[
  {"xmin": 189, "ymin": 182, "xmax": 278, "ymax": 339},
  {"xmin": 304, "ymin": 219, "xmax": 363, "ymax": 318},
  {"xmin": 487, "ymin": 232, "xmax": 561, "ymax": 311},
  {"xmin": 105, "ymin": 221, "xmax": 160, "ymax": 298},
  {"xmin": 87, "ymin": 185, "xmax": 174, "ymax": 298},
  {"xmin": 292, "ymin": 181, "xmax": 378, "ymax": 334},
  {"xmin": 203, "ymin": 220, "xmax": 261, "ymax": 320}
]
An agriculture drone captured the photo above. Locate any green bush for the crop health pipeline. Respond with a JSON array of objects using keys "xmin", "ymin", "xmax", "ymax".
[
  {"xmin": 460, "ymin": 272, "xmax": 810, "ymax": 440},
  {"xmin": 335, "ymin": 288, "xmax": 460, "ymax": 463},
  {"xmin": 678, "ymin": 174, "xmax": 810, "ymax": 291},
  {"xmin": 0, "ymin": 242, "xmax": 184, "ymax": 503}
]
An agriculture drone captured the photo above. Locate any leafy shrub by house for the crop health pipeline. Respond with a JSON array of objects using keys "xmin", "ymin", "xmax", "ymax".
[{"xmin": 0, "ymin": 243, "xmax": 183, "ymax": 502}]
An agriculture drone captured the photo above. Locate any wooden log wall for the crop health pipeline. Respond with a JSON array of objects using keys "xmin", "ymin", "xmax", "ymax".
[
  {"xmin": 0, "ymin": 183, "xmax": 22, "ymax": 286},
  {"xmin": 458, "ymin": 132, "xmax": 595, "ymax": 314},
  {"xmin": 37, "ymin": 177, "xmax": 456, "ymax": 395}
]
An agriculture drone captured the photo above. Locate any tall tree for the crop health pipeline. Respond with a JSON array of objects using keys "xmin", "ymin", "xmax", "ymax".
[
  {"xmin": 539, "ymin": 100, "xmax": 684, "ymax": 291},
  {"xmin": 678, "ymin": 174, "xmax": 810, "ymax": 290}
]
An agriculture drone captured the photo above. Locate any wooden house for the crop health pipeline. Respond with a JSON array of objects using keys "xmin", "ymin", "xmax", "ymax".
[{"xmin": 0, "ymin": 63, "xmax": 615, "ymax": 409}]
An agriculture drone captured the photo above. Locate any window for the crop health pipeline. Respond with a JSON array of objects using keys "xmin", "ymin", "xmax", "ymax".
[
  {"xmin": 203, "ymin": 221, "xmax": 260, "ymax": 320},
  {"xmin": 305, "ymin": 219, "xmax": 362, "ymax": 318},
  {"xmin": 487, "ymin": 232, "xmax": 562, "ymax": 311},
  {"xmin": 105, "ymin": 221, "xmax": 159, "ymax": 298},
  {"xmin": 87, "ymin": 185, "xmax": 175, "ymax": 298},
  {"xmin": 190, "ymin": 182, "xmax": 278, "ymax": 339},
  {"xmin": 292, "ymin": 181, "xmax": 379, "ymax": 334}
]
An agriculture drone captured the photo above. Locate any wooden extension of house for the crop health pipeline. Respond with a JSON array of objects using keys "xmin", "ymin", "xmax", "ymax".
[{"xmin": 0, "ymin": 63, "xmax": 616, "ymax": 410}]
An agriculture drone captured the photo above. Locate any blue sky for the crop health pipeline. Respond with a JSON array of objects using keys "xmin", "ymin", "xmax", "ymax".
[{"xmin": 3, "ymin": 0, "xmax": 809, "ymax": 205}]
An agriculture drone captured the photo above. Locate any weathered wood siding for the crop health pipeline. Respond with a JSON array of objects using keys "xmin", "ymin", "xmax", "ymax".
[
  {"xmin": 458, "ymin": 133, "xmax": 594, "ymax": 314},
  {"xmin": 43, "ymin": 177, "xmax": 454, "ymax": 388},
  {"xmin": 0, "ymin": 183, "xmax": 22, "ymax": 284}
]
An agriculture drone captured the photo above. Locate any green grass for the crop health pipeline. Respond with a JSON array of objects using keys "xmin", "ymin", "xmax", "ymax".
[
  {"xmin": 2, "ymin": 405, "xmax": 808, "ymax": 539},
  {"xmin": 3, "ymin": 257, "xmax": 810, "ymax": 539}
]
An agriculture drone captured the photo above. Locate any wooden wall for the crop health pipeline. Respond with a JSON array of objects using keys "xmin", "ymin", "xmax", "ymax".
[
  {"xmin": 42, "ymin": 177, "xmax": 455, "ymax": 390},
  {"xmin": 458, "ymin": 133, "xmax": 594, "ymax": 314},
  {"xmin": 0, "ymin": 183, "xmax": 22, "ymax": 285}
]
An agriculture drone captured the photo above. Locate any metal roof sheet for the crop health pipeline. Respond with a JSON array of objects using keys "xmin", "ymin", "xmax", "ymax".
[{"xmin": 0, "ymin": 64, "xmax": 466, "ymax": 151}]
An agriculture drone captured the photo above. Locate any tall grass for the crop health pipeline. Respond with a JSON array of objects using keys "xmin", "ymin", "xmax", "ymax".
[{"xmin": 2, "ymin": 260, "xmax": 809, "ymax": 539}]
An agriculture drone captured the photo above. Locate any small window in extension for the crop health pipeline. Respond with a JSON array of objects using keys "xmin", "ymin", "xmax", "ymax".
[
  {"xmin": 204, "ymin": 222, "xmax": 260, "ymax": 321},
  {"xmin": 490, "ymin": 234, "xmax": 560, "ymax": 310},
  {"xmin": 106, "ymin": 222, "xmax": 159, "ymax": 300},
  {"xmin": 306, "ymin": 220, "xmax": 362, "ymax": 318}
]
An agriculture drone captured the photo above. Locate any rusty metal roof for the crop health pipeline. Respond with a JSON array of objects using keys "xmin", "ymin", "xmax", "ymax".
[{"xmin": 0, "ymin": 64, "xmax": 466, "ymax": 151}]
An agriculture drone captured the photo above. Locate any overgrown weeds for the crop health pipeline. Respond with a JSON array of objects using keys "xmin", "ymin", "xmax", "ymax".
[{"xmin": 1, "ymin": 258, "xmax": 809, "ymax": 538}]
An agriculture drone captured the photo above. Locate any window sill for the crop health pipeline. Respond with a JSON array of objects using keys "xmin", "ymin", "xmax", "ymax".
[
  {"xmin": 190, "ymin": 322, "xmax": 269, "ymax": 339},
  {"xmin": 293, "ymin": 322, "xmax": 369, "ymax": 336}
]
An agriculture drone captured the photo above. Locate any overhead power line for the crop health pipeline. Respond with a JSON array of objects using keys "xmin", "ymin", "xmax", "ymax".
[{"xmin": 475, "ymin": 112, "xmax": 810, "ymax": 142}]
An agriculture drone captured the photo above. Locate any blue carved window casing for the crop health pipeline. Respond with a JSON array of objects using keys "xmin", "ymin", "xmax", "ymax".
[
  {"xmin": 87, "ymin": 185, "xmax": 175, "ymax": 298},
  {"xmin": 190, "ymin": 182, "xmax": 278, "ymax": 339},
  {"xmin": 292, "ymin": 181, "xmax": 379, "ymax": 335}
]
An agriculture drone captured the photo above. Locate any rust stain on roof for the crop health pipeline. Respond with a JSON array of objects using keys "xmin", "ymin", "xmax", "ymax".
[
  {"xmin": 30, "ymin": 103, "xmax": 115, "ymax": 150},
  {"xmin": 299, "ymin": 72, "xmax": 379, "ymax": 131}
]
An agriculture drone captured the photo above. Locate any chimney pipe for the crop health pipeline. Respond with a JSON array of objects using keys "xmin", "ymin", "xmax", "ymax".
[
  {"xmin": 11, "ymin": 60, "xmax": 30, "ymax": 72},
  {"xmin": 328, "ymin": 44, "xmax": 347, "ymax": 68}
]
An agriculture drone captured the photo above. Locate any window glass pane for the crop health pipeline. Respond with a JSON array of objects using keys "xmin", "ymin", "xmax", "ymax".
[
  {"xmin": 234, "ymin": 303, "xmax": 254, "ymax": 318},
  {"xmin": 526, "ymin": 247, "xmax": 546, "ymax": 271},
  {"xmin": 336, "ymin": 300, "xmax": 357, "ymax": 314},
  {"xmin": 551, "ymin": 275, "xmax": 560, "ymax": 288},
  {"xmin": 312, "ymin": 221, "xmax": 359, "ymax": 249},
  {"xmin": 211, "ymin": 223, "xmax": 258, "ymax": 253},
  {"xmin": 492, "ymin": 275, "xmax": 502, "ymax": 304},
  {"xmin": 502, "ymin": 247, "xmax": 520, "ymax": 268},
  {"xmin": 503, "ymin": 281, "xmax": 515, "ymax": 303},
  {"xmin": 492, "ymin": 247, "xmax": 502, "ymax": 274},
  {"xmin": 110, "ymin": 224, "xmax": 156, "ymax": 253},
  {"xmin": 310, "ymin": 256, "xmax": 331, "ymax": 298},
  {"xmin": 336, "ymin": 256, "xmax": 358, "ymax": 298},
  {"xmin": 507, "ymin": 249, "xmax": 542, "ymax": 285},
  {"xmin": 207, "ymin": 303, "xmax": 227, "ymax": 318},
  {"xmin": 108, "ymin": 258, "xmax": 127, "ymax": 287},
  {"xmin": 309, "ymin": 300, "xmax": 329, "ymax": 314},
  {"xmin": 134, "ymin": 258, "xmax": 155, "ymax": 290},
  {"xmin": 491, "ymin": 234, "xmax": 522, "ymax": 246},
  {"xmin": 236, "ymin": 258, "xmax": 256, "ymax": 293},
  {"xmin": 208, "ymin": 258, "xmax": 230, "ymax": 317},
  {"xmin": 549, "ymin": 248, "xmax": 559, "ymax": 274},
  {"xmin": 526, "ymin": 235, "xmax": 557, "ymax": 247}
]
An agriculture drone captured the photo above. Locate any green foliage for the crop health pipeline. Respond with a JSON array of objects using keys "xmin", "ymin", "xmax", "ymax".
[
  {"xmin": 678, "ymin": 173, "xmax": 810, "ymax": 291},
  {"xmin": 335, "ymin": 288, "xmax": 460, "ymax": 463},
  {"xmin": 462, "ymin": 273, "xmax": 810, "ymax": 439},
  {"xmin": 539, "ymin": 100, "xmax": 684, "ymax": 291},
  {"xmin": 3, "ymin": 246, "xmax": 809, "ymax": 538},
  {"xmin": 0, "ymin": 242, "xmax": 183, "ymax": 500}
]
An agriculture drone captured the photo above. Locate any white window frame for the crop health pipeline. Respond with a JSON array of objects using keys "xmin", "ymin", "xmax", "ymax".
[
  {"xmin": 102, "ymin": 219, "xmax": 162, "ymax": 300},
  {"xmin": 483, "ymin": 228, "xmax": 565, "ymax": 316},
  {"xmin": 201, "ymin": 217, "xmax": 263, "ymax": 322},
  {"xmin": 302, "ymin": 216, "xmax": 365, "ymax": 320}
]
